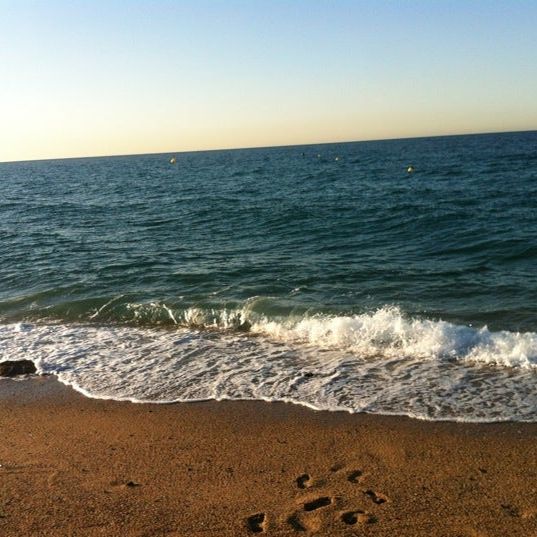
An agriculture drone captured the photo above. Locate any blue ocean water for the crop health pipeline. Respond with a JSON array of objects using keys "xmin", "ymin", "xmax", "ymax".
[{"xmin": 1, "ymin": 131, "xmax": 537, "ymax": 421}]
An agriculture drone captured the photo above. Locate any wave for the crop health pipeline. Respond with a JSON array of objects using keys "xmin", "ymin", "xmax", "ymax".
[
  {"xmin": 1, "ymin": 306, "xmax": 537, "ymax": 422},
  {"xmin": 91, "ymin": 302, "xmax": 537, "ymax": 370},
  {"xmin": 3, "ymin": 295, "xmax": 537, "ymax": 371},
  {"xmin": 253, "ymin": 308, "xmax": 537, "ymax": 370}
]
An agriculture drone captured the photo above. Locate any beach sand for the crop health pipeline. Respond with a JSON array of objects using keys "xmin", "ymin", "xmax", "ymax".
[{"xmin": 1, "ymin": 376, "xmax": 536, "ymax": 536}]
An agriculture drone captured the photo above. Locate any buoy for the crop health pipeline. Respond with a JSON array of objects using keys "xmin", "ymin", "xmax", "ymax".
[
  {"xmin": 407, "ymin": 165, "xmax": 414, "ymax": 173},
  {"xmin": 170, "ymin": 156, "xmax": 176, "ymax": 164}
]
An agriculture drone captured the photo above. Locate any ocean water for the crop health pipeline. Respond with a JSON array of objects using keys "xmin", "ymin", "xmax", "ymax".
[{"xmin": 1, "ymin": 131, "xmax": 537, "ymax": 421}]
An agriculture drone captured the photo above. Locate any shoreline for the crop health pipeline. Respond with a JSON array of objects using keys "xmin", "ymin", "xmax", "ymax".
[
  {"xmin": 1, "ymin": 376, "xmax": 537, "ymax": 536},
  {"xmin": 2, "ymin": 372, "xmax": 536, "ymax": 425}
]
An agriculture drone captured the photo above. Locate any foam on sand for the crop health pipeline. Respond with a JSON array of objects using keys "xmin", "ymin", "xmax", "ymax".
[{"xmin": 1, "ymin": 306, "xmax": 536, "ymax": 422}]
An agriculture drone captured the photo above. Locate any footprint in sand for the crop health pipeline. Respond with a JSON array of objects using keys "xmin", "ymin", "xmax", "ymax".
[
  {"xmin": 286, "ymin": 493, "xmax": 376, "ymax": 532},
  {"xmin": 341, "ymin": 510, "xmax": 376, "ymax": 525},
  {"xmin": 303, "ymin": 496, "xmax": 332, "ymax": 511},
  {"xmin": 296, "ymin": 473, "xmax": 312, "ymax": 489},
  {"xmin": 106, "ymin": 479, "xmax": 142, "ymax": 493},
  {"xmin": 287, "ymin": 496, "xmax": 334, "ymax": 532},
  {"xmin": 246, "ymin": 512, "xmax": 267, "ymax": 533},
  {"xmin": 364, "ymin": 489, "xmax": 388, "ymax": 504},
  {"xmin": 347, "ymin": 469, "xmax": 363, "ymax": 483},
  {"xmin": 245, "ymin": 464, "xmax": 388, "ymax": 533}
]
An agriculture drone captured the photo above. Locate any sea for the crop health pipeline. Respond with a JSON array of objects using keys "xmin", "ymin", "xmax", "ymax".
[{"xmin": 1, "ymin": 131, "xmax": 537, "ymax": 422}]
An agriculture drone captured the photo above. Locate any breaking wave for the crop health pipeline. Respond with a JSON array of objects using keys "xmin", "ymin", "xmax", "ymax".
[
  {"xmin": 1, "ymin": 305, "xmax": 537, "ymax": 422},
  {"xmin": 92, "ymin": 302, "xmax": 537, "ymax": 370}
]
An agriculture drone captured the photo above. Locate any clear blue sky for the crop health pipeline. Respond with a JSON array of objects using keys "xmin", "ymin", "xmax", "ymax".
[{"xmin": 1, "ymin": 0, "xmax": 536, "ymax": 161}]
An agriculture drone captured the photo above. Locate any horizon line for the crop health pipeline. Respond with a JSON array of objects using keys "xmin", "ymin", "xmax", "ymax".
[{"xmin": 1, "ymin": 127, "xmax": 536, "ymax": 165}]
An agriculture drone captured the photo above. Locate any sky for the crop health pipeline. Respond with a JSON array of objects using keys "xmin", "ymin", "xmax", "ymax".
[{"xmin": 1, "ymin": 0, "xmax": 537, "ymax": 162}]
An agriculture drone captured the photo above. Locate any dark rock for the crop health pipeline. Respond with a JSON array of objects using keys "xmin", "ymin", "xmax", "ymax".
[{"xmin": 0, "ymin": 360, "xmax": 37, "ymax": 377}]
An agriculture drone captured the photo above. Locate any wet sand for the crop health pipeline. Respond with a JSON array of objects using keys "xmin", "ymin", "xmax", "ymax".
[{"xmin": 1, "ymin": 376, "xmax": 536, "ymax": 536}]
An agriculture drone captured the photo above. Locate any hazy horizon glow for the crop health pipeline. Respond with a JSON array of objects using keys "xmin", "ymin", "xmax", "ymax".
[{"xmin": 1, "ymin": 1, "xmax": 537, "ymax": 162}]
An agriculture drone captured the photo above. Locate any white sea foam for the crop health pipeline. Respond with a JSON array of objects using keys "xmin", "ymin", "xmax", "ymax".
[
  {"xmin": 110, "ymin": 303, "xmax": 537, "ymax": 370},
  {"xmin": 251, "ymin": 307, "xmax": 537, "ymax": 369},
  {"xmin": 1, "ymin": 307, "xmax": 536, "ymax": 422}
]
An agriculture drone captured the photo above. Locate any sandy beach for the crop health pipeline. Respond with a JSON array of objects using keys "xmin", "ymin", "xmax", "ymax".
[
  {"xmin": 3, "ymin": 1, "xmax": 537, "ymax": 535},
  {"xmin": 0, "ymin": 376, "xmax": 536, "ymax": 537}
]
